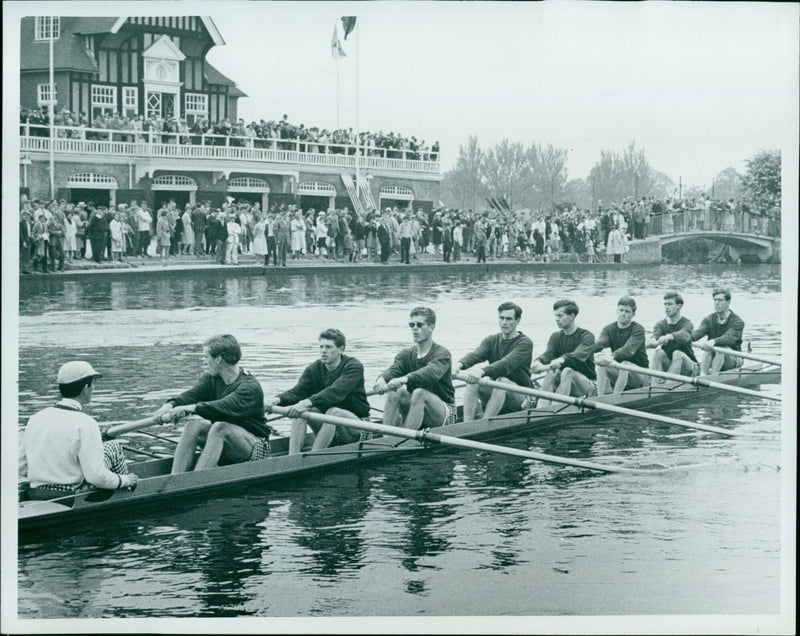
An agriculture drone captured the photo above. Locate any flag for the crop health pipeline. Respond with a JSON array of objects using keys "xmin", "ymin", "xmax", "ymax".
[
  {"xmin": 332, "ymin": 17, "xmax": 356, "ymax": 59},
  {"xmin": 341, "ymin": 16, "xmax": 356, "ymax": 40},
  {"xmin": 331, "ymin": 21, "xmax": 346, "ymax": 59}
]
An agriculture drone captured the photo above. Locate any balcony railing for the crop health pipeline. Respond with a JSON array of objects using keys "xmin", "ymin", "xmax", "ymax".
[{"xmin": 19, "ymin": 123, "xmax": 440, "ymax": 174}]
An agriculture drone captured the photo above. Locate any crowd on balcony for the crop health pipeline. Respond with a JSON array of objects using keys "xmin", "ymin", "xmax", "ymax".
[
  {"xmin": 18, "ymin": 190, "xmax": 777, "ymax": 274},
  {"xmin": 20, "ymin": 106, "xmax": 440, "ymax": 160}
]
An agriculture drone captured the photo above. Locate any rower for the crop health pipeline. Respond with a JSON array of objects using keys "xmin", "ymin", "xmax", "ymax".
[
  {"xmin": 373, "ymin": 306, "xmax": 457, "ymax": 430},
  {"xmin": 594, "ymin": 296, "xmax": 648, "ymax": 395},
  {"xmin": 691, "ymin": 288, "xmax": 745, "ymax": 374},
  {"xmin": 155, "ymin": 334, "xmax": 272, "ymax": 473},
  {"xmin": 452, "ymin": 301, "xmax": 533, "ymax": 421},
  {"xmin": 19, "ymin": 361, "xmax": 138, "ymax": 499},
  {"xmin": 530, "ymin": 299, "xmax": 596, "ymax": 407},
  {"xmin": 647, "ymin": 291, "xmax": 698, "ymax": 380},
  {"xmin": 264, "ymin": 329, "xmax": 370, "ymax": 454}
]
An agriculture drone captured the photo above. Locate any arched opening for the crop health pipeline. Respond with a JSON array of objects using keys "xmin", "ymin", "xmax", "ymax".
[
  {"xmin": 228, "ymin": 177, "xmax": 270, "ymax": 212},
  {"xmin": 298, "ymin": 181, "xmax": 336, "ymax": 212},
  {"xmin": 151, "ymin": 174, "xmax": 197, "ymax": 209},
  {"xmin": 66, "ymin": 172, "xmax": 118, "ymax": 207},
  {"xmin": 379, "ymin": 185, "xmax": 414, "ymax": 211}
]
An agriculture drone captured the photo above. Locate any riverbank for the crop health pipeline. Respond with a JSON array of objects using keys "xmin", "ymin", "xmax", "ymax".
[{"xmin": 19, "ymin": 248, "xmax": 643, "ymax": 280}]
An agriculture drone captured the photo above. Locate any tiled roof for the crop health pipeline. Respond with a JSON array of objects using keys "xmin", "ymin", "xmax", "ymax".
[
  {"xmin": 21, "ymin": 18, "xmax": 99, "ymax": 73},
  {"xmin": 205, "ymin": 61, "xmax": 248, "ymax": 97}
]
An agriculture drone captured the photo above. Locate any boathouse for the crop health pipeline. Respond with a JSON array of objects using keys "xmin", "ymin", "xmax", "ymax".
[{"xmin": 19, "ymin": 16, "xmax": 441, "ymax": 212}]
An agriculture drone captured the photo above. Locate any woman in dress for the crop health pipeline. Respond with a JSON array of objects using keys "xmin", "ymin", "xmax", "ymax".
[
  {"xmin": 181, "ymin": 208, "xmax": 194, "ymax": 255},
  {"xmin": 314, "ymin": 212, "xmax": 328, "ymax": 258},
  {"xmin": 64, "ymin": 211, "xmax": 78, "ymax": 261},
  {"xmin": 109, "ymin": 211, "xmax": 124, "ymax": 261},
  {"xmin": 290, "ymin": 209, "xmax": 306, "ymax": 259},
  {"xmin": 252, "ymin": 215, "xmax": 268, "ymax": 265},
  {"xmin": 156, "ymin": 210, "xmax": 171, "ymax": 264}
]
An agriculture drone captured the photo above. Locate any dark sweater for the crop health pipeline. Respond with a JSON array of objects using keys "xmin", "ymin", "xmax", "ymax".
[
  {"xmin": 381, "ymin": 342, "xmax": 455, "ymax": 404},
  {"xmin": 692, "ymin": 311, "xmax": 745, "ymax": 351},
  {"xmin": 168, "ymin": 369, "xmax": 269, "ymax": 437},
  {"xmin": 277, "ymin": 354, "xmax": 370, "ymax": 418},
  {"xmin": 594, "ymin": 321, "xmax": 648, "ymax": 367},
  {"xmin": 459, "ymin": 332, "xmax": 534, "ymax": 387},
  {"xmin": 537, "ymin": 327, "xmax": 596, "ymax": 380},
  {"xmin": 653, "ymin": 316, "xmax": 697, "ymax": 362}
]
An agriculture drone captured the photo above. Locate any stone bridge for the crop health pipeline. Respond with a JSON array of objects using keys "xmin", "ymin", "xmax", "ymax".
[{"xmin": 628, "ymin": 231, "xmax": 780, "ymax": 264}]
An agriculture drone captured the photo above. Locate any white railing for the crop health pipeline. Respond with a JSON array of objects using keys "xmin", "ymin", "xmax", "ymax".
[{"xmin": 19, "ymin": 123, "xmax": 441, "ymax": 174}]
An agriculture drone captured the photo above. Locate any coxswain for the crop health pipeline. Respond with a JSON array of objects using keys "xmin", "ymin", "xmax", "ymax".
[
  {"xmin": 691, "ymin": 288, "xmax": 745, "ymax": 374},
  {"xmin": 530, "ymin": 299, "xmax": 596, "ymax": 407},
  {"xmin": 373, "ymin": 307, "xmax": 457, "ymax": 430},
  {"xmin": 646, "ymin": 291, "xmax": 698, "ymax": 379},
  {"xmin": 452, "ymin": 301, "xmax": 533, "ymax": 421},
  {"xmin": 19, "ymin": 361, "xmax": 138, "ymax": 499},
  {"xmin": 594, "ymin": 296, "xmax": 648, "ymax": 395},
  {"xmin": 264, "ymin": 329, "xmax": 370, "ymax": 454},
  {"xmin": 155, "ymin": 334, "xmax": 272, "ymax": 473}
]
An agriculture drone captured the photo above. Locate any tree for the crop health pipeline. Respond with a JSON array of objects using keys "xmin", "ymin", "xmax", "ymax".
[
  {"xmin": 588, "ymin": 142, "xmax": 658, "ymax": 205},
  {"xmin": 440, "ymin": 135, "xmax": 487, "ymax": 210},
  {"xmin": 527, "ymin": 143, "xmax": 569, "ymax": 210},
  {"xmin": 742, "ymin": 150, "xmax": 780, "ymax": 215},
  {"xmin": 711, "ymin": 167, "xmax": 743, "ymax": 203},
  {"xmin": 564, "ymin": 178, "xmax": 592, "ymax": 210},
  {"xmin": 481, "ymin": 139, "xmax": 530, "ymax": 209}
]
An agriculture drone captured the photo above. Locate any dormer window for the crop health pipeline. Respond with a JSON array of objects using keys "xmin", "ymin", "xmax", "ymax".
[{"xmin": 35, "ymin": 16, "xmax": 60, "ymax": 40}]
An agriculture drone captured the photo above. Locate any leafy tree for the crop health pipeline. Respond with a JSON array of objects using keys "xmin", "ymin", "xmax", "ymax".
[
  {"xmin": 588, "ymin": 142, "xmax": 658, "ymax": 205},
  {"xmin": 564, "ymin": 178, "xmax": 592, "ymax": 210},
  {"xmin": 742, "ymin": 150, "xmax": 780, "ymax": 215},
  {"xmin": 440, "ymin": 135, "xmax": 487, "ymax": 210},
  {"xmin": 711, "ymin": 167, "xmax": 743, "ymax": 203},
  {"xmin": 527, "ymin": 143, "xmax": 569, "ymax": 210},
  {"xmin": 481, "ymin": 139, "xmax": 530, "ymax": 209}
]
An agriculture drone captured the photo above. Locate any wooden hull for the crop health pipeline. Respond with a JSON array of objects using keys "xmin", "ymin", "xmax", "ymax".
[{"xmin": 18, "ymin": 365, "xmax": 781, "ymax": 534}]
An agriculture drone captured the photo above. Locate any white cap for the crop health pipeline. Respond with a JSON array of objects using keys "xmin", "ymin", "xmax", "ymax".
[{"xmin": 57, "ymin": 361, "xmax": 102, "ymax": 384}]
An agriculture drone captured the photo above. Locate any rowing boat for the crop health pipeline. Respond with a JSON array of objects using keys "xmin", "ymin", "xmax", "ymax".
[{"xmin": 18, "ymin": 363, "xmax": 781, "ymax": 534}]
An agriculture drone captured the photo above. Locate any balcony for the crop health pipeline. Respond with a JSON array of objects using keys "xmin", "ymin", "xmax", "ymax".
[{"xmin": 19, "ymin": 124, "xmax": 441, "ymax": 178}]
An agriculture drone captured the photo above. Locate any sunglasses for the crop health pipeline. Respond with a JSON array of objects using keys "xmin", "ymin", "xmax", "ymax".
[{"xmin": 408, "ymin": 321, "xmax": 429, "ymax": 329}]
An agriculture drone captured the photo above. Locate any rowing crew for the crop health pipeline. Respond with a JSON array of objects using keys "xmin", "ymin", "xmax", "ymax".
[{"xmin": 18, "ymin": 288, "xmax": 745, "ymax": 495}]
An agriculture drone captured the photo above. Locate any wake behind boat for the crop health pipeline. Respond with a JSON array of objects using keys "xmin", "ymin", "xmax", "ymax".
[{"xmin": 18, "ymin": 362, "xmax": 781, "ymax": 534}]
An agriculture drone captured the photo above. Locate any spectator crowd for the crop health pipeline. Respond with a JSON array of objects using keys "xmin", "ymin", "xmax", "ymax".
[
  {"xmin": 18, "ymin": 191, "xmax": 778, "ymax": 274},
  {"xmin": 21, "ymin": 106, "xmax": 440, "ymax": 161}
]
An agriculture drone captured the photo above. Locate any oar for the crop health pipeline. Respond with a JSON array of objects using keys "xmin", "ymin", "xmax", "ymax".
[
  {"xmin": 365, "ymin": 381, "xmax": 467, "ymax": 397},
  {"xmin": 706, "ymin": 345, "xmax": 781, "ymax": 367},
  {"xmin": 453, "ymin": 373, "xmax": 740, "ymax": 437},
  {"xmin": 605, "ymin": 360, "xmax": 781, "ymax": 402},
  {"xmin": 105, "ymin": 416, "xmax": 159, "ymax": 438},
  {"xmin": 268, "ymin": 405, "xmax": 659, "ymax": 474}
]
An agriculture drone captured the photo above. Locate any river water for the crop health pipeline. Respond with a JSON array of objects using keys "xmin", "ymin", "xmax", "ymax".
[{"xmin": 13, "ymin": 264, "xmax": 788, "ymax": 624}]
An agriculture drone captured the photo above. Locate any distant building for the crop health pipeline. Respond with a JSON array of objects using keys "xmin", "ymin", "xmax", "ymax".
[{"xmin": 19, "ymin": 16, "xmax": 441, "ymax": 213}]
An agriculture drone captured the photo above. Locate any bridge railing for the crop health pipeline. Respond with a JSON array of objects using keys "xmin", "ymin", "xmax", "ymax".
[
  {"xmin": 19, "ymin": 123, "xmax": 441, "ymax": 174},
  {"xmin": 645, "ymin": 210, "xmax": 780, "ymax": 239}
]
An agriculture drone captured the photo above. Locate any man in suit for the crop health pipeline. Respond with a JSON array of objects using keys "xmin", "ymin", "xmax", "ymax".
[{"xmin": 20, "ymin": 209, "xmax": 33, "ymax": 273}]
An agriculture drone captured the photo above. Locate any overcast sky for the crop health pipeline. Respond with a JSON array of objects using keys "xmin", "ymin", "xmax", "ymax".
[
  {"xmin": 5, "ymin": 2, "xmax": 798, "ymax": 187},
  {"xmin": 202, "ymin": 2, "xmax": 797, "ymax": 188}
]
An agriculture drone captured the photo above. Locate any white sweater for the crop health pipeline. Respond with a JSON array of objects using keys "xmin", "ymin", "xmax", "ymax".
[{"xmin": 19, "ymin": 399, "xmax": 121, "ymax": 489}]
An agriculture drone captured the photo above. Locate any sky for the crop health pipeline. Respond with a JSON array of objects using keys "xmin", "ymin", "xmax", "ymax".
[
  {"xmin": 196, "ymin": 2, "xmax": 798, "ymax": 189},
  {"xmin": 3, "ymin": 2, "xmax": 797, "ymax": 188}
]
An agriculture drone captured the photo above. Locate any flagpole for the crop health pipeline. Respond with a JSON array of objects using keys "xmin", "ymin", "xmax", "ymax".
[
  {"xmin": 354, "ymin": 20, "xmax": 360, "ymax": 203},
  {"xmin": 49, "ymin": 17, "xmax": 56, "ymax": 200},
  {"xmin": 336, "ymin": 58, "xmax": 340, "ymax": 129}
]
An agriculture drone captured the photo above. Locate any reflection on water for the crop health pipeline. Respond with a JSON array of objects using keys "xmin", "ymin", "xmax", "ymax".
[{"xmin": 15, "ymin": 264, "xmax": 784, "ymax": 618}]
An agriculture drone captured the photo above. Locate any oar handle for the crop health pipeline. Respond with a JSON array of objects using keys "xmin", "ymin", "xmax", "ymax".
[
  {"xmin": 105, "ymin": 416, "xmax": 160, "ymax": 438},
  {"xmin": 707, "ymin": 345, "xmax": 781, "ymax": 367}
]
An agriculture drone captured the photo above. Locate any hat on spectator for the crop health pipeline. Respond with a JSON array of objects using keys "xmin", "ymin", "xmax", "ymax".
[{"xmin": 57, "ymin": 361, "xmax": 102, "ymax": 384}]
